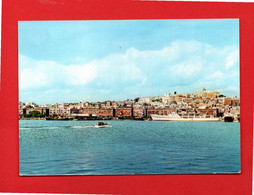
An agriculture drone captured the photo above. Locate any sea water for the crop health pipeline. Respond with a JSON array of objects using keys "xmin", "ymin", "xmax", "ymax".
[{"xmin": 19, "ymin": 120, "xmax": 240, "ymax": 175}]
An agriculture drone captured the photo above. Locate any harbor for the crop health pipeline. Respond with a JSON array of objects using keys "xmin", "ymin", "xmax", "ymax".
[
  {"xmin": 19, "ymin": 119, "xmax": 240, "ymax": 175},
  {"xmin": 19, "ymin": 88, "xmax": 240, "ymax": 123},
  {"xmin": 19, "ymin": 88, "xmax": 241, "ymax": 176}
]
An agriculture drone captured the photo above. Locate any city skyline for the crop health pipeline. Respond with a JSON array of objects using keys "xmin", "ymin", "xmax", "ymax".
[
  {"xmin": 19, "ymin": 19, "xmax": 239, "ymax": 104},
  {"xmin": 19, "ymin": 88, "xmax": 237, "ymax": 106}
]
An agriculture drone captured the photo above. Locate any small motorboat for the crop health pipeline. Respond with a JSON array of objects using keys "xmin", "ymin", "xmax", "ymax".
[{"xmin": 95, "ymin": 122, "xmax": 110, "ymax": 128}]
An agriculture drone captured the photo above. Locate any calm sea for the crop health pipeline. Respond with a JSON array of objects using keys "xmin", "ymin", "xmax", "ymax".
[{"xmin": 19, "ymin": 120, "xmax": 240, "ymax": 176}]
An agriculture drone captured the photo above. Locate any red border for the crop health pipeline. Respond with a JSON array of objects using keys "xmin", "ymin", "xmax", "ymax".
[{"xmin": 0, "ymin": 0, "xmax": 253, "ymax": 194}]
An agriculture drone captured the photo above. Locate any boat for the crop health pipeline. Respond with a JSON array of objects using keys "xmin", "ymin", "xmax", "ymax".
[
  {"xmin": 224, "ymin": 114, "xmax": 234, "ymax": 122},
  {"xmin": 95, "ymin": 122, "xmax": 110, "ymax": 128},
  {"xmin": 150, "ymin": 113, "xmax": 220, "ymax": 121}
]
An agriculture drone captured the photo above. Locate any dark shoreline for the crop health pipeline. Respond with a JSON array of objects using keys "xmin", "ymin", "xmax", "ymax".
[
  {"xmin": 19, "ymin": 118, "xmax": 240, "ymax": 122},
  {"xmin": 19, "ymin": 117, "xmax": 147, "ymax": 121}
]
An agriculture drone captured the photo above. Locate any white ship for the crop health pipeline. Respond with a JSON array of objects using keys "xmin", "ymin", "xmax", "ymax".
[{"xmin": 150, "ymin": 113, "xmax": 220, "ymax": 121}]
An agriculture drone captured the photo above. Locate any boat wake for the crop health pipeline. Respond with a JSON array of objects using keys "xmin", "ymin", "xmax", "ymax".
[
  {"xmin": 20, "ymin": 126, "xmax": 62, "ymax": 130},
  {"xmin": 71, "ymin": 125, "xmax": 95, "ymax": 129},
  {"xmin": 71, "ymin": 125, "xmax": 112, "ymax": 129}
]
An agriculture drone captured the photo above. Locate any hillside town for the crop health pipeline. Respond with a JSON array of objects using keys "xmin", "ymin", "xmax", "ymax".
[{"xmin": 19, "ymin": 88, "xmax": 240, "ymax": 121}]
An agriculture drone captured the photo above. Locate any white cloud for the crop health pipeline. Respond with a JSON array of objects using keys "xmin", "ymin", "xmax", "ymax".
[
  {"xmin": 225, "ymin": 50, "xmax": 239, "ymax": 70},
  {"xmin": 169, "ymin": 56, "xmax": 202, "ymax": 78},
  {"xmin": 63, "ymin": 64, "xmax": 97, "ymax": 85},
  {"xmin": 19, "ymin": 68, "xmax": 49, "ymax": 90},
  {"xmin": 19, "ymin": 40, "xmax": 240, "ymax": 103},
  {"xmin": 19, "ymin": 56, "xmax": 98, "ymax": 90},
  {"xmin": 206, "ymin": 71, "xmax": 224, "ymax": 80}
]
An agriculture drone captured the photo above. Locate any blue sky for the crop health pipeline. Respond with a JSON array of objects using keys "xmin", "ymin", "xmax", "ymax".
[{"xmin": 19, "ymin": 19, "xmax": 239, "ymax": 104}]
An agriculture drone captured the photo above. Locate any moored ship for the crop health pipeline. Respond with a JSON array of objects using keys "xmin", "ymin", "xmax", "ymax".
[{"xmin": 150, "ymin": 113, "xmax": 220, "ymax": 121}]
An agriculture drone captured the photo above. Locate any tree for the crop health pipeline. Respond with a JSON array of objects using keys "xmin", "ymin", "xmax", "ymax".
[
  {"xmin": 134, "ymin": 97, "xmax": 140, "ymax": 102},
  {"xmin": 28, "ymin": 110, "xmax": 43, "ymax": 118}
]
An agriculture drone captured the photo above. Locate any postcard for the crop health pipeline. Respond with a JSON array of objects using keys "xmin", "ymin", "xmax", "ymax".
[{"xmin": 18, "ymin": 19, "xmax": 240, "ymax": 176}]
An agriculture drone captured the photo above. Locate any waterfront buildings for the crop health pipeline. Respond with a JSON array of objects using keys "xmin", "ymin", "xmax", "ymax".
[{"xmin": 19, "ymin": 88, "xmax": 240, "ymax": 120}]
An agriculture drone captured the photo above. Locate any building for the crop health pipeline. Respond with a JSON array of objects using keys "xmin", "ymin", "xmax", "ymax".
[
  {"xmin": 98, "ymin": 108, "xmax": 114, "ymax": 117},
  {"xmin": 115, "ymin": 107, "xmax": 133, "ymax": 118}
]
